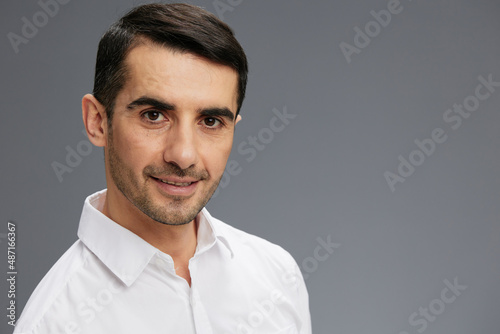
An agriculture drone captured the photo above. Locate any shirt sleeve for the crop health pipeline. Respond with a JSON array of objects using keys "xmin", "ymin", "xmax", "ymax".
[
  {"xmin": 294, "ymin": 259, "xmax": 312, "ymax": 334},
  {"xmin": 280, "ymin": 252, "xmax": 312, "ymax": 334}
]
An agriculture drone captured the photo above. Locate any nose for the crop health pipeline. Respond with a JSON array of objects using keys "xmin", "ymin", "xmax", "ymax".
[{"xmin": 163, "ymin": 121, "xmax": 198, "ymax": 170}]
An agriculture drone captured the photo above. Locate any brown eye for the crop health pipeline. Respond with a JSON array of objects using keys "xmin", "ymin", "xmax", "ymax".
[
  {"xmin": 204, "ymin": 117, "xmax": 220, "ymax": 128},
  {"xmin": 144, "ymin": 111, "xmax": 164, "ymax": 121}
]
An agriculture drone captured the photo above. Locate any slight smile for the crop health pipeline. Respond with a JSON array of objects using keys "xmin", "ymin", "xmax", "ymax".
[{"xmin": 151, "ymin": 176, "xmax": 200, "ymax": 197}]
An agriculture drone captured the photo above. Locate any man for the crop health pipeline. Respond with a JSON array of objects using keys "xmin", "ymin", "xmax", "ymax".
[{"xmin": 15, "ymin": 3, "xmax": 311, "ymax": 333}]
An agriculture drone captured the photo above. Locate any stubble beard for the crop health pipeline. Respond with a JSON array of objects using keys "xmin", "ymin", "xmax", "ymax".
[{"xmin": 107, "ymin": 131, "xmax": 221, "ymax": 226}]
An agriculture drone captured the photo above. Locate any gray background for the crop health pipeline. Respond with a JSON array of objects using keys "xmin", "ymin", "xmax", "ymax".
[{"xmin": 1, "ymin": 0, "xmax": 499, "ymax": 333}]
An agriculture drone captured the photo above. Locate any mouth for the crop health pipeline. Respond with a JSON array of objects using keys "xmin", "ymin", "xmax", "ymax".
[
  {"xmin": 151, "ymin": 176, "xmax": 199, "ymax": 197},
  {"xmin": 157, "ymin": 179, "xmax": 195, "ymax": 187}
]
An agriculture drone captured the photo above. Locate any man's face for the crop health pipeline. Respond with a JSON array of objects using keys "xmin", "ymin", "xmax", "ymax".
[{"xmin": 104, "ymin": 43, "xmax": 239, "ymax": 226}]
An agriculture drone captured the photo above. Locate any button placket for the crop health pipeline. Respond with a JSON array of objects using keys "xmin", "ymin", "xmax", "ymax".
[{"xmin": 190, "ymin": 288, "xmax": 197, "ymax": 307}]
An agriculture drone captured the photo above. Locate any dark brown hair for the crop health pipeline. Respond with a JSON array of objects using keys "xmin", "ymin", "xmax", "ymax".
[{"xmin": 92, "ymin": 3, "xmax": 248, "ymax": 121}]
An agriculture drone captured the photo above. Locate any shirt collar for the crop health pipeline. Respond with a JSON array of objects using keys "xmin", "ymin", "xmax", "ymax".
[
  {"xmin": 77, "ymin": 189, "xmax": 234, "ymax": 287},
  {"xmin": 197, "ymin": 207, "xmax": 234, "ymax": 259}
]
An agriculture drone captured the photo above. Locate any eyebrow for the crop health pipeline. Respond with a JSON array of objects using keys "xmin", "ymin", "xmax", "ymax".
[
  {"xmin": 198, "ymin": 107, "xmax": 234, "ymax": 121},
  {"xmin": 127, "ymin": 96, "xmax": 175, "ymax": 111},
  {"xmin": 126, "ymin": 96, "xmax": 235, "ymax": 121}
]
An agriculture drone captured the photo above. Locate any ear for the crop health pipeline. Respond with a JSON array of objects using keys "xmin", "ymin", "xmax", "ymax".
[
  {"xmin": 235, "ymin": 114, "xmax": 242, "ymax": 125},
  {"xmin": 82, "ymin": 94, "xmax": 108, "ymax": 147}
]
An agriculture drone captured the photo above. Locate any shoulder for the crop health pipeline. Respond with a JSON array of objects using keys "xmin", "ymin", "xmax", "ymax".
[
  {"xmin": 14, "ymin": 240, "xmax": 91, "ymax": 333},
  {"xmin": 211, "ymin": 216, "xmax": 298, "ymax": 274},
  {"xmin": 210, "ymin": 215, "xmax": 311, "ymax": 331}
]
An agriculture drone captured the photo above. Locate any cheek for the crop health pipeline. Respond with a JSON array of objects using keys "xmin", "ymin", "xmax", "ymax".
[
  {"xmin": 111, "ymin": 126, "xmax": 162, "ymax": 169},
  {"xmin": 200, "ymin": 137, "xmax": 234, "ymax": 175}
]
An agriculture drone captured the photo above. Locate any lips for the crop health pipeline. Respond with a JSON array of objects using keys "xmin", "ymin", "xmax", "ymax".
[
  {"xmin": 152, "ymin": 176, "xmax": 199, "ymax": 185},
  {"xmin": 158, "ymin": 179, "xmax": 194, "ymax": 187},
  {"xmin": 151, "ymin": 176, "xmax": 199, "ymax": 197}
]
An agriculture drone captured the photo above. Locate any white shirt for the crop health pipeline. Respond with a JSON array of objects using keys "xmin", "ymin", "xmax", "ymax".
[{"xmin": 15, "ymin": 190, "xmax": 311, "ymax": 334}]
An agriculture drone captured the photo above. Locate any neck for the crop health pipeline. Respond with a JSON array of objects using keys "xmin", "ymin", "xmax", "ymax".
[{"xmin": 102, "ymin": 187, "xmax": 198, "ymax": 260}]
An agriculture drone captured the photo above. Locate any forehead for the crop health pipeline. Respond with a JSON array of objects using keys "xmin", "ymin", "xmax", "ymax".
[{"xmin": 118, "ymin": 43, "xmax": 239, "ymax": 110}]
